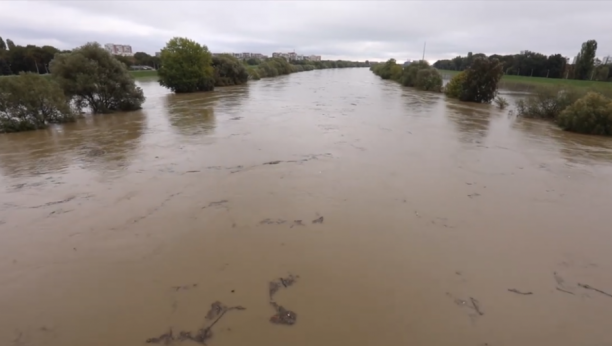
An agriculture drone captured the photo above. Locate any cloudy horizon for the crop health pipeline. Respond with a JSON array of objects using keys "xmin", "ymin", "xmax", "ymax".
[{"xmin": 1, "ymin": 1, "xmax": 612, "ymax": 63}]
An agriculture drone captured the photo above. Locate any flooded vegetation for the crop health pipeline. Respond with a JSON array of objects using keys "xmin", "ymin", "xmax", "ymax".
[{"xmin": 2, "ymin": 69, "xmax": 612, "ymax": 346}]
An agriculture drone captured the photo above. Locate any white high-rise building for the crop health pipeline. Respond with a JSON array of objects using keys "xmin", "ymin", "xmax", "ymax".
[{"xmin": 104, "ymin": 44, "xmax": 133, "ymax": 56}]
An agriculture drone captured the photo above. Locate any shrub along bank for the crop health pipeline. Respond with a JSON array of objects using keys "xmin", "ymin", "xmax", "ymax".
[
  {"xmin": 1, "ymin": 42, "xmax": 144, "ymax": 133},
  {"xmin": 516, "ymin": 86, "xmax": 612, "ymax": 136},
  {"xmin": 370, "ymin": 59, "xmax": 443, "ymax": 92},
  {"xmin": 246, "ymin": 57, "xmax": 369, "ymax": 80}
]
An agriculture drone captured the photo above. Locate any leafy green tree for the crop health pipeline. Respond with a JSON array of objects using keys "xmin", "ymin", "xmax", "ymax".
[
  {"xmin": 50, "ymin": 42, "xmax": 145, "ymax": 113},
  {"xmin": 158, "ymin": 37, "xmax": 214, "ymax": 93},
  {"xmin": 575, "ymin": 40, "xmax": 598, "ymax": 80},
  {"xmin": 0, "ymin": 73, "xmax": 75, "ymax": 133},
  {"xmin": 594, "ymin": 65, "xmax": 609, "ymax": 81},
  {"xmin": 211, "ymin": 54, "xmax": 249, "ymax": 86},
  {"xmin": 246, "ymin": 57, "xmax": 260, "ymax": 66},
  {"xmin": 557, "ymin": 92, "xmax": 612, "ymax": 136},
  {"xmin": 415, "ymin": 68, "xmax": 443, "ymax": 92},
  {"xmin": 459, "ymin": 57, "xmax": 504, "ymax": 103},
  {"xmin": 546, "ymin": 54, "xmax": 566, "ymax": 78},
  {"xmin": 0, "ymin": 37, "xmax": 6, "ymax": 50},
  {"xmin": 6, "ymin": 39, "xmax": 15, "ymax": 50},
  {"xmin": 444, "ymin": 72, "xmax": 466, "ymax": 98},
  {"xmin": 114, "ymin": 55, "xmax": 133, "ymax": 68},
  {"xmin": 371, "ymin": 59, "xmax": 401, "ymax": 80},
  {"xmin": 401, "ymin": 60, "xmax": 430, "ymax": 86},
  {"xmin": 6, "ymin": 46, "xmax": 31, "ymax": 73}
]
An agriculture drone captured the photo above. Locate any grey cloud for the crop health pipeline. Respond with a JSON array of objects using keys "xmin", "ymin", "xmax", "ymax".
[{"xmin": 1, "ymin": 1, "xmax": 612, "ymax": 62}]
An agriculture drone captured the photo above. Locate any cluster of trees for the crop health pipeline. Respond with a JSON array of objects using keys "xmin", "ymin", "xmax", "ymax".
[
  {"xmin": 434, "ymin": 40, "xmax": 612, "ymax": 82},
  {"xmin": 0, "ymin": 36, "xmax": 67, "ymax": 75},
  {"xmin": 1, "ymin": 43, "xmax": 145, "ymax": 133},
  {"xmin": 370, "ymin": 59, "xmax": 443, "ymax": 92},
  {"xmin": 0, "ymin": 36, "xmax": 161, "ymax": 75},
  {"xmin": 158, "ymin": 36, "xmax": 369, "ymax": 93}
]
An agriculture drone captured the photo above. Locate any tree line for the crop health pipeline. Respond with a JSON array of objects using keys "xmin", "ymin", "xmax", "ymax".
[
  {"xmin": 157, "ymin": 37, "xmax": 369, "ymax": 93},
  {"xmin": 0, "ymin": 36, "xmax": 161, "ymax": 75},
  {"xmin": 433, "ymin": 40, "xmax": 611, "ymax": 81},
  {"xmin": 0, "ymin": 35, "xmax": 368, "ymax": 77}
]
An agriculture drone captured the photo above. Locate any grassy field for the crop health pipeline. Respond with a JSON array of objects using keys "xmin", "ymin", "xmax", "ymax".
[{"xmin": 437, "ymin": 69, "xmax": 612, "ymax": 90}]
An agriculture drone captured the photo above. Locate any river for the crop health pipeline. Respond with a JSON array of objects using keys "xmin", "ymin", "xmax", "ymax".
[{"xmin": 2, "ymin": 68, "xmax": 612, "ymax": 346}]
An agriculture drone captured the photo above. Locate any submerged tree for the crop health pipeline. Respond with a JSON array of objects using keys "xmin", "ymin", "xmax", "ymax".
[
  {"xmin": 158, "ymin": 37, "xmax": 215, "ymax": 93},
  {"xmin": 459, "ymin": 57, "xmax": 504, "ymax": 103},
  {"xmin": 50, "ymin": 42, "xmax": 145, "ymax": 114},
  {"xmin": 444, "ymin": 71, "xmax": 467, "ymax": 99},
  {"xmin": 212, "ymin": 54, "xmax": 249, "ymax": 86},
  {"xmin": 557, "ymin": 92, "xmax": 612, "ymax": 136},
  {"xmin": 0, "ymin": 73, "xmax": 75, "ymax": 133}
]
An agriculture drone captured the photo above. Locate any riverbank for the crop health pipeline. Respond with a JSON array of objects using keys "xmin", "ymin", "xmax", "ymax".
[{"xmin": 438, "ymin": 69, "xmax": 612, "ymax": 90}]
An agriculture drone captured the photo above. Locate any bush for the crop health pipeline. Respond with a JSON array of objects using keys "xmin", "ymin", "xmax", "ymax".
[
  {"xmin": 246, "ymin": 58, "xmax": 261, "ymax": 66},
  {"xmin": 557, "ymin": 92, "xmax": 612, "ymax": 136},
  {"xmin": 371, "ymin": 59, "xmax": 401, "ymax": 80},
  {"xmin": 50, "ymin": 42, "xmax": 145, "ymax": 113},
  {"xmin": 211, "ymin": 54, "xmax": 249, "ymax": 86},
  {"xmin": 158, "ymin": 37, "xmax": 215, "ymax": 93},
  {"xmin": 444, "ymin": 72, "xmax": 466, "ymax": 98},
  {"xmin": 401, "ymin": 61, "xmax": 429, "ymax": 87},
  {"xmin": 459, "ymin": 57, "xmax": 504, "ymax": 103},
  {"xmin": 247, "ymin": 68, "xmax": 261, "ymax": 80},
  {"xmin": 0, "ymin": 73, "xmax": 75, "ymax": 133},
  {"xmin": 494, "ymin": 96, "xmax": 509, "ymax": 109},
  {"xmin": 415, "ymin": 68, "xmax": 443, "ymax": 92},
  {"xmin": 515, "ymin": 86, "xmax": 583, "ymax": 120},
  {"xmin": 371, "ymin": 60, "xmax": 442, "ymax": 92},
  {"xmin": 253, "ymin": 58, "xmax": 294, "ymax": 79}
]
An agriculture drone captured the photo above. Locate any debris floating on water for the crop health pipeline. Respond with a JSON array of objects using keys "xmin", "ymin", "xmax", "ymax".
[
  {"xmin": 508, "ymin": 288, "xmax": 533, "ymax": 295},
  {"xmin": 146, "ymin": 301, "xmax": 245, "ymax": 345},
  {"xmin": 312, "ymin": 216, "xmax": 324, "ymax": 224},
  {"xmin": 269, "ymin": 274, "xmax": 299, "ymax": 326}
]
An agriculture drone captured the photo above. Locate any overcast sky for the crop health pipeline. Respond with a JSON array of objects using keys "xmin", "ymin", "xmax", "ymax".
[{"xmin": 1, "ymin": 1, "xmax": 611, "ymax": 62}]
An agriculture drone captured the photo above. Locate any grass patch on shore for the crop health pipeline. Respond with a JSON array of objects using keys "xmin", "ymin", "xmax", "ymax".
[{"xmin": 437, "ymin": 69, "xmax": 612, "ymax": 90}]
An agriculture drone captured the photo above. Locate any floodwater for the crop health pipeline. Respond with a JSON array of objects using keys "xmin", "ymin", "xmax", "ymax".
[{"xmin": 2, "ymin": 69, "xmax": 612, "ymax": 346}]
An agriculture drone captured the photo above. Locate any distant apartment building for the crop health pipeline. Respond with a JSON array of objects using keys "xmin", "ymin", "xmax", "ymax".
[
  {"xmin": 104, "ymin": 43, "xmax": 133, "ymax": 56},
  {"xmin": 212, "ymin": 52, "xmax": 268, "ymax": 60},
  {"xmin": 272, "ymin": 52, "xmax": 322, "ymax": 62}
]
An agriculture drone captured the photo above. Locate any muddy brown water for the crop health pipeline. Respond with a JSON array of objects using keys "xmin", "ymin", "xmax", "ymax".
[{"xmin": 2, "ymin": 69, "xmax": 612, "ymax": 346}]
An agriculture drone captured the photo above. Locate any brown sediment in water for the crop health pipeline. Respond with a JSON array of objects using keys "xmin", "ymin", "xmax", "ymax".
[{"xmin": 2, "ymin": 70, "xmax": 612, "ymax": 346}]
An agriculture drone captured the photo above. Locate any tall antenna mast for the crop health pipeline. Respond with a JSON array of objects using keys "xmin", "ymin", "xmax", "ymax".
[{"xmin": 422, "ymin": 41, "xmax": 426, "ymax": 61}]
